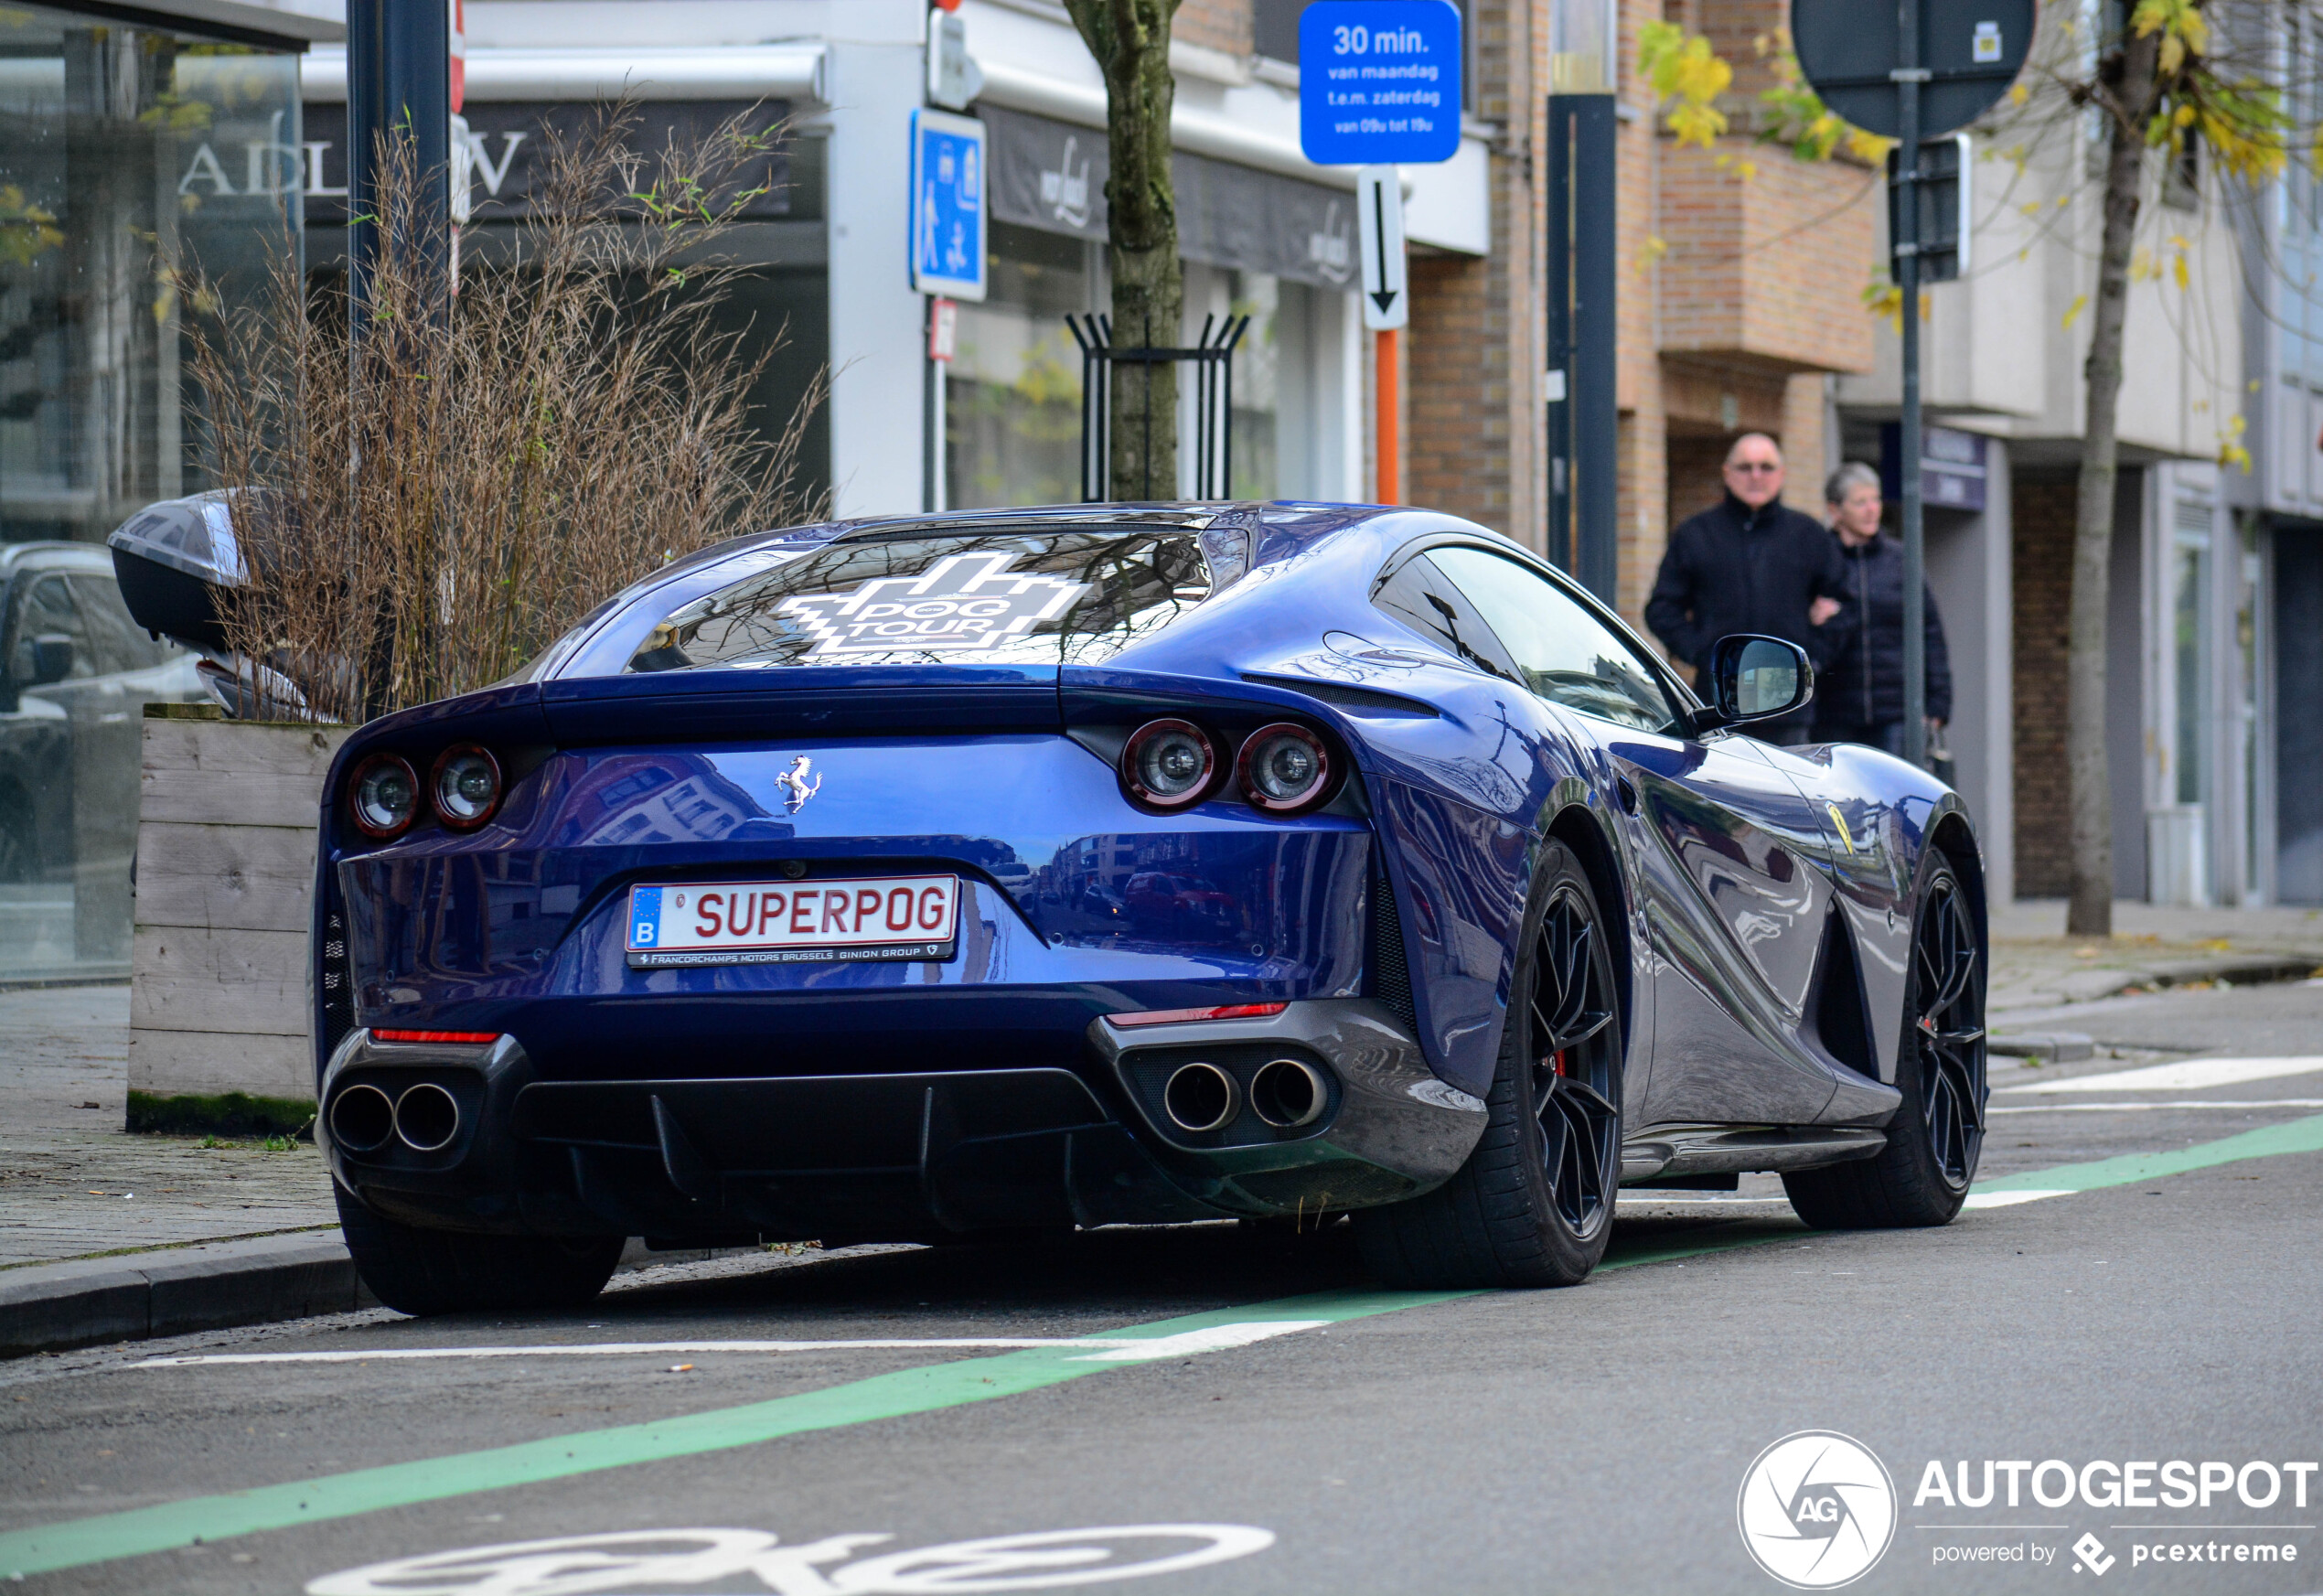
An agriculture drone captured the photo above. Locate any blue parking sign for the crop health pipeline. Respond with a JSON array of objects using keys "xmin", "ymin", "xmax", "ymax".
[
  {"xmin": 911, "ymin": 109, "xmax": 987, "ymax": 302},
  {"xmin": 1299, "ymin": 0, "xmax": 1463, "ymax": 166}
]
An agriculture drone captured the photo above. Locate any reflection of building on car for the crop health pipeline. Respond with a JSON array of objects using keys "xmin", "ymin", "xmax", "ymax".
[
  {"xmin": 0, "ymin": 543, "xmax": 200, "ymax": 914},
  {"xmin": 1124, "ymin": 871, "xmax": 1238, "ymax": 941},
  {"xmin": 296, "ymin": 503, "xmax": 1989, "ymax": 1317}
]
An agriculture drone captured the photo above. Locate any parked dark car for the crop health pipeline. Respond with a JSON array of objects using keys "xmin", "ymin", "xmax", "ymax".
[
  {"xmin": 0, "ymin": 542, "xmax": 201, "ymax": 889},
  {"xmin": 311, "ymin": 504, "xmax": 1989, "ymax": 1314}
]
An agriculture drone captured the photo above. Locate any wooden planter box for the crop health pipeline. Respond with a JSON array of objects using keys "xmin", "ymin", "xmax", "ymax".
[{"xmin": 128, "ymin": 704, "xmax": 349, "ymax": 1135}]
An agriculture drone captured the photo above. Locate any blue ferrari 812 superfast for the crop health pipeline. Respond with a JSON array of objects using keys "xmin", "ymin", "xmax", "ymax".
[{"xmin": 312, "ymin": 503, "xmax": 1988, "ymax": 1312}]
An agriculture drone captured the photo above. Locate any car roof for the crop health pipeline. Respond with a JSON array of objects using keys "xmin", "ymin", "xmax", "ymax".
[{"xmin": 0, "ymin": 541, "xmax": 113, "ymax": 579}]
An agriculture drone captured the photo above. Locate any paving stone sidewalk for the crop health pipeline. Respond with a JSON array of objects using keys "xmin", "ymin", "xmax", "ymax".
[
  {"xmin": 1986, "ymin": 899, "xmax": 2323, "ymax": 1015},
  {"xmin": 0, "ymin": 985, "xmax": 334, "ymax": 1275}
]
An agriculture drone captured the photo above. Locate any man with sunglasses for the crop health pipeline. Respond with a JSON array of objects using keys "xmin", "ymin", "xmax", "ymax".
[{"xmin": 1644, "ymin": 433, "xmax": 1854, "ymax": 744}]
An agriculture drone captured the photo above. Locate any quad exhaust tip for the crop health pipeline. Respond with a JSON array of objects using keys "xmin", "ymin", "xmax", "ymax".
[
  {"xmin": 328, "ymin": 1083, "xmax": 396, "ymax": 1153},
  {"xmin": 1162, "ymin": 1061, "xmax": 1240, "ymax": 1133},
  {"xmin": 391, "ymin": 1082, "xmax": 462, "ymax": 1152},
  {"xmin": 1249, "ymin": 1057, "xmax": 1327, "ymax": 1128}
]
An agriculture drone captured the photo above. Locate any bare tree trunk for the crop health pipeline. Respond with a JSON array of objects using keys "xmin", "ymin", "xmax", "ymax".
[
  {"xmin": 1065, "ymin": 0, "xmax": 1183, "ymax": 500},
  {"xmin": 2067, "ymin": 27, "xmax": 2162, "ymax": 939}
]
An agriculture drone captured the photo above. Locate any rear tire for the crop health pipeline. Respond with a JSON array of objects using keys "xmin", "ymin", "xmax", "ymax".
[
  {"xmin": 336, "ymin": 1184, "xmax": 623, "ymax": 1316},
  {"xmin": 1355, "ymin": 841, "xmax": 1622, "ymax": 1289},
  {"xmin": 1783, "ymin": 857, "xmax": 1986, "ymax": 1228}
]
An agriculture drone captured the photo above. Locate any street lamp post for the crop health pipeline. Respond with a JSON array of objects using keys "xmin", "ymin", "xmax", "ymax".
[
  {"xmin": 345, "ymin": 0, "xmax": 452, "ymax": 337},
  {"xmin": 1546, "ymin": 0, "xmax": 1618, "ymax": 604}
]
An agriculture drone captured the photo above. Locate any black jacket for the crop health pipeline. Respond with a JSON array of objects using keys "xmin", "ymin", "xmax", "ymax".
[
  {"xmin": 1645, "ymin": 493, "xmax": 1855, "ymax": 673},
  {"xmin": 1811, "ymin": 530, "xmax": 1953, "ymax": 733}
]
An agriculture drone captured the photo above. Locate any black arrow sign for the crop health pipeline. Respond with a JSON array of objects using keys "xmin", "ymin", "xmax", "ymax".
[{"xmin": 1369, "ymin": 179, "xmax": 1398, "ymax": 316}]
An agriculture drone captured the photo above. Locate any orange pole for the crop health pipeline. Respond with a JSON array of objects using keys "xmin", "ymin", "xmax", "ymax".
[{"xmin": 1375, "ymin": 327, "xmax": 1399, "ymax": 505}]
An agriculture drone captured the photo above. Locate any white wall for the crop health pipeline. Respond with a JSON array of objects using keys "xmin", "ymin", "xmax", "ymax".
[
  {"xmin": 1924, "ymin": 440, "xmax": 2015, "ymax": 903},
  {"xmin": 1836, "ymin": 136, "xmax": 2243, "ymax": 459}
]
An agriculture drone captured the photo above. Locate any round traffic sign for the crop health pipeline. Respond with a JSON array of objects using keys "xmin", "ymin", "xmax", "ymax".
[{"xmin": 1791, "ymin": 0, "xmax": 2035, "ymax": 141}]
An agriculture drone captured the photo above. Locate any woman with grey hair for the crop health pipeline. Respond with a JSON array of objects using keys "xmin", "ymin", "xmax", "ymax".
[{"xmin": 1811, "ymin": 461, "xmax": 1952, "ymax": 759}]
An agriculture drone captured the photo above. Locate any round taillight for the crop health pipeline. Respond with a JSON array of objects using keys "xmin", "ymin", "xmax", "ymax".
[
  {"xmin": 1236, "ymin": 723, "xmax": 1332, "ymax": 814},
  {"xmin": 432, "ymin": 744, "xmax": 502, "ymax": 830},
  {"xmin": 348, "ymin": 754, "xmax": 419, "ymax": 839},
  {"xmin": 1121, "ymin": 719, "xmax": 1217, "ymax": 810}
]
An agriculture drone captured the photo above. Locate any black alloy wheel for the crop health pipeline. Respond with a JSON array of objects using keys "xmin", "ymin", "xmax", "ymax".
[
  {"xmin": 1532, "ymin": 882, "xmax": 1622, "ymax": 1237},
  {"xmin": 1912, "ymin": 867, "xmax": 1986, "ymax": 1186},
  {"xmin": 1357, "ymin": 840, "xmax": 1623, "ymax": 1288},
  {"xmin": 1784, "ymin": 856, "xmax": 1986, "ymax": 1228}
]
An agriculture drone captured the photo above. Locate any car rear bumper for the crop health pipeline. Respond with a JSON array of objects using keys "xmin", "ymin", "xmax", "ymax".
[{"xmin": 318, "ymin": 999, "xmax": 1486, "ymax": 1239}]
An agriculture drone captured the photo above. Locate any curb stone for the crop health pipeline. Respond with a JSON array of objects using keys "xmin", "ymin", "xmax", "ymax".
[
  {"xmin": 0, "ymin": 1235, "xmax": 369, "ymax": 1358},
  {"xmin": 1987, "ymin": 1032, "xmax": 2095, "ymax": 1062},
  {"xmin": 0, "ymin": 1236, "xmax": 754, "ymax": 1357}
]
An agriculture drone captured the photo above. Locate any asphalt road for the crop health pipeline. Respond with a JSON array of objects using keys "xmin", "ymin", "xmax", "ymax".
[{"xmin": 5, "ymin": 982, "xmax": 2322, "ymax": 1596}]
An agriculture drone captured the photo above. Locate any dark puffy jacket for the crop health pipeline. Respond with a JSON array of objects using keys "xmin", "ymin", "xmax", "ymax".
[
  {"xmin": 1644, "ymin": 493, "xmax": 1856, "ymax": 672},
  {"xmin": 1811, "ymin": 530, "xmax": 1953, "ymax": 734}
]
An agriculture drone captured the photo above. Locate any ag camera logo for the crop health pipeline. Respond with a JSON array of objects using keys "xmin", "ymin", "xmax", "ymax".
[{"xmin": 1738, "ymin": 1430, "xmax": 1899, "ymax": 1589}]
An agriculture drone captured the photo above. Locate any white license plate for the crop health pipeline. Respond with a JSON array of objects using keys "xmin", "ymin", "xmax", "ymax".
[{"xmin": 625, "ymin": 874, "xmax": 959, "ymax": 968}]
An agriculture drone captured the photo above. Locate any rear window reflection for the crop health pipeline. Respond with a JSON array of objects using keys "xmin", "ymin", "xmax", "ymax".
[{"xmin": 625, "ymin": 530, "xmax": 1213, "ymax": 673}]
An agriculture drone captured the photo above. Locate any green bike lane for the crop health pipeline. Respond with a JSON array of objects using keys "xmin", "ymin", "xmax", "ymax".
[{"xmin": 7, "ymin": 1110, "xmax": 2323, "ymax": 1592}]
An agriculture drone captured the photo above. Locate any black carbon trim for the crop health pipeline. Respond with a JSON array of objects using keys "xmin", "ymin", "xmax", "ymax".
[{"xmin": 1369, "ymin": 875, "xmax": 1417, "ymax": 1031}]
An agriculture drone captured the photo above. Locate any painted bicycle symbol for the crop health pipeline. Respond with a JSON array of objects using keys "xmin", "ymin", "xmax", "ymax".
[{"xmin": 307, "ymin": 1523, "xmax": 1274, "ymax": 1596}]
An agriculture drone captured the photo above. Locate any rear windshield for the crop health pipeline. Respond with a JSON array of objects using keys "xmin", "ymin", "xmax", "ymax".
[{"xmin": 625, "ymin": 530, "xmax": 1213, "ymax": 673}]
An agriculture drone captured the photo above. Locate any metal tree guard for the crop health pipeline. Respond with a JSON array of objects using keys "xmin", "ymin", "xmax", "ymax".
[{"xmin": 1067, "ymin": 314, "xmax": 1250, "ymax": 502}]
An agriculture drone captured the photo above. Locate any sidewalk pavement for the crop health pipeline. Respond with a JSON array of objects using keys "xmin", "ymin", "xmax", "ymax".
[
  {"xmin": 1985, "ymin": 901, "xmax": 2323, "ymax": 1056},
  {"xmin": 4, "ymin": 899, "xmax": 2318, "ymax": 1355}
]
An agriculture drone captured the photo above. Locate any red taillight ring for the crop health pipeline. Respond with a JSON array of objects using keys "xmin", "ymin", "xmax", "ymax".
[
  {"xmin": 430, "ymin": 744, "xmax": 504, "ymax": 830},
  {"xmin": 1236, "ymin": 723, "xmax": 1333, "ymax": 814},
  {"xmin": 371, "ymin": 1029, "xmax": 501, "ymax": 1045},
  {"xmin": 347, "ymin": 753, "xmax": 420, "ymax": 840},
  {"xmin": 1120, "ymin": 718, "xmax": 1219, "ymax": 811}
]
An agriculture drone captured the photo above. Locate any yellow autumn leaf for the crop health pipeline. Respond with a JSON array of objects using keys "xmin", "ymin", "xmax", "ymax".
[
  {"xmin": 2063, "ymin": 294, "xmax": 2088, "ymax": 329},
  {"xmin": 2174, "ymin": 252, "xmax": 2189, "ymax": 291},
  {"xmin": 2009, "ymin": 82, "xmax": 2029, "ymax": 107}
]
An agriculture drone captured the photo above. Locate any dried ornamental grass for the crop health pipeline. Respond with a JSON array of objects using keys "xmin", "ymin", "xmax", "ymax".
[{"xmin": 189, "ymin": 105, "xmax": 827, "ymax": 724}]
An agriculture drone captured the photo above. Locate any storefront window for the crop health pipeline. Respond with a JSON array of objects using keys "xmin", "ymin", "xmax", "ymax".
[
  {"xmin": 0, "ymin": 5, "xmax": 297, "ymax": 977},
  {"xmin": 947, "ymin": 221, "xmax": 1089, "ymax": 510},
  {"xmin": 2172, "ymin": 509, "xmax": 2210, "ymax": 809}
]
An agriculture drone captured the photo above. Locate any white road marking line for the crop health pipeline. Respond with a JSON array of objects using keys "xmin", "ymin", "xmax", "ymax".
[
  {"xmin": 1960, "ymin": 1190, "xmax": 2071, "ymax": 1209},
  {"xmin": 1991, "ymin": 1099, "xmax": 2323, "ymax": 1113},
  {"xmin": 1066, "ymin": 1322, "xmax": 1332, "ymax": 1361},
  {"xmin": 1998, "ymin": 1055, "xmax": 2323, "ymax": 1096},
  {"xmin": 133, "ymin": 1324, "xmax": 1336, "ymax": 1370},
  {"xmin": 134, "ymin": 1339, "xmax": 1146, "ymax": 1367}
]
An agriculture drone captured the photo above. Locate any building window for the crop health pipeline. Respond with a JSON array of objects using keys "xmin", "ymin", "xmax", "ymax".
[
  {"xmin": 0, "ymin": 4, "xmax": 299, "ymax": 980},
  {"xmin": 946, "ymin": 221, "xmax": 1091, "ymax": 510},
  {"xmin": 0, "ymin": 6, "xmax": 299, "ymax": 543}
]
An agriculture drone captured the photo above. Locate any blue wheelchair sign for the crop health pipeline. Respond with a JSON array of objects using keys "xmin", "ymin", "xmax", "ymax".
[
  {"xmin": 1299, "ymin": 0, "xmax": 1463, "ymax": 166},
  {"xmin": 911, "ymin": 108, "xmax": 987, "ymax": 302}
]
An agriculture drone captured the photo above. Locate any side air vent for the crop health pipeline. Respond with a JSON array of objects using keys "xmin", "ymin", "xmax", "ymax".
[
  {"xmin": 1809, "ymin": 909, "xmax": 1877, "ymax": 1078},
  {"xmin": 1369, "ymin": 874, "xmax": 1418, "ymax": 1031}
]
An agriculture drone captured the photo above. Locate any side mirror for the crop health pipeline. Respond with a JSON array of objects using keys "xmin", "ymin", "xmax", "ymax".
[
  {"xmin": 29, "ymin": 634, "xmax": 73, "ymax": 686},
  {"xmin": 1685, "ymin": 634, "xmax": 1813, "ymax": 734}
]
